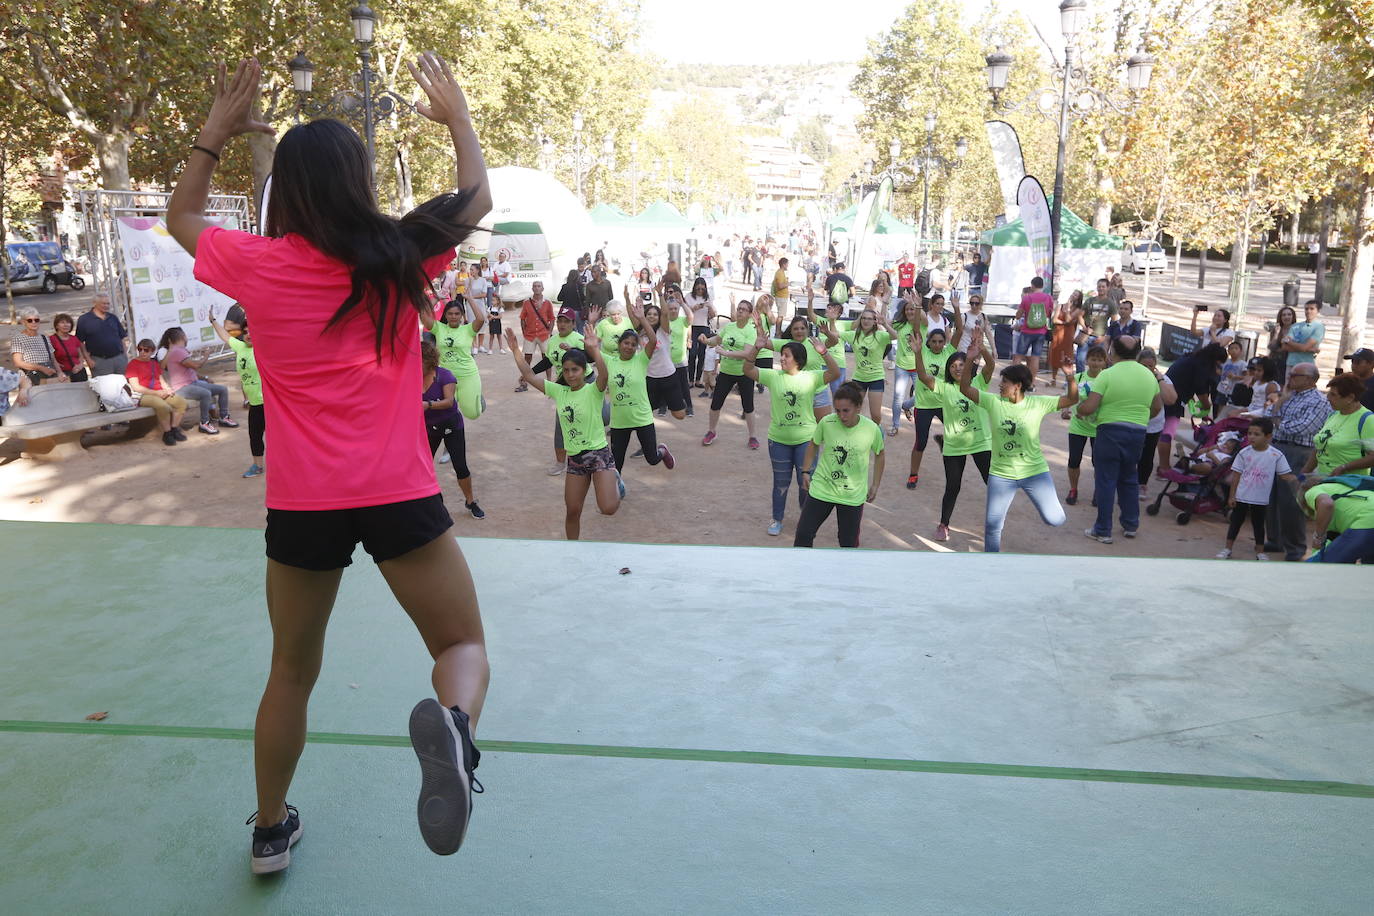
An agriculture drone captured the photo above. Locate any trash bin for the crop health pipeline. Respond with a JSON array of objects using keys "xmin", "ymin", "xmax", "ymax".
[
  {"xmin": 993, "ymin": 322, "xmax": 1013, "ymax": 360},
  {"xmin": 1234, "ymin": 329, "xmax": 1259, "ymax": 361},
  {"xmin": 1282, "ymin": 274, "xmax": 1300, "ymax": 307},
  {"xmin": 1323, "ymin": 270, "xmax": 1344, "ymax": 304}
]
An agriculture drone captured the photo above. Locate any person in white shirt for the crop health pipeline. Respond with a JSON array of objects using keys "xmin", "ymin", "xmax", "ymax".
[
  {"xmin": 491, "ymin": 250, "xmax": 513, "ymax": 298},
  {"xmin": 1217, "ymin": 416, "xmax": 1297, "ymax": 561}
]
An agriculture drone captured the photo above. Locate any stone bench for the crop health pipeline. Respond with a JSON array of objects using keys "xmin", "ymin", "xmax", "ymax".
[{"xmin": 0, "ymin": 382, "xmax": 158, "ymax": 461}]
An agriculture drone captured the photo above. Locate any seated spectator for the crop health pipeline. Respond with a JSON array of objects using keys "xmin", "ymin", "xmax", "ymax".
[
  {"xmin": 1304, "ymin": 477, "xmax": 1374, "ymax": 563},
  {"xmin": 49, "ymin": 313, "xmax": 90, "ymax": 383},
  {"xmin": 10, "ymin": 306, "xmax": 65, "ymax": 385},
  {"xmin": 1106, "ymin": 300, "xmax": 1143, "ymax": 341},
  {"xmin": 125, "ymin": 338, "xmax": 189, "ymax": 445},
  {"xmin": 157, "ymin": 326, "xmax": 236, "ymax": 435},
  {"xmin": 0, "ymin": 364, "xmax": 34, "ymax": 419}
]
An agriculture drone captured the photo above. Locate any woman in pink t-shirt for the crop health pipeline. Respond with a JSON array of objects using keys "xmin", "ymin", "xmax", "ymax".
[
  {"xmin": 157, "ymin": 326, "xmax": 235, "ymax": 434},
  {"xmin": 166, "ymin": 55, "xmax": 492, "ymax": 873}
]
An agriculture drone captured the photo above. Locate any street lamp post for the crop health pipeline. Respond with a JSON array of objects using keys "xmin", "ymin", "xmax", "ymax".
[
  {"xmin": 885, "ymin": 117, "xmax": 966, "ymax": 266},
  {"xmin": 538, "ymin": 114, "xmax": 612, "ymax": 206},
  {"xmin": 629, "ymin": 138, "xmax": 640, "ymax": 212},
  {"xmin": 984, "ymin": 0, "xmax": 1154, "ymax": 298}
]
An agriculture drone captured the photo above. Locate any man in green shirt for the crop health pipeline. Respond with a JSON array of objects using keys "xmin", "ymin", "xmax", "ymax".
[{"xmin": 1076, "ymin": 335, "xmax": 1162, "ymax": 543}]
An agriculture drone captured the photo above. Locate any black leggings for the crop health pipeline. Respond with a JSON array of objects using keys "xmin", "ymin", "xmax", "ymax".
[
  {"xmin": 610, "ymin": 424, "xmax": 662, "ymax": 472},
  {"xmin": 247, "ymin": 403, "xmax": 266, "ymax": 458},
  {"xmin": 794, "ymin": 495, "xmax": 863, "ymax": 548},
  {"xmin": 688, "ymin": 326, "xmax": 709, "ymax": 382},
  {"xmin": 1068, "ymin": 432, "xmax": 1093, "ymax": 470},
  {"xmin": 427, "ymin": 422, "xmax": 470, "ymax": 480},
  {"xmin": 675, "ymin": 365, "xmax": 691, "ymax": 409},
  {"xmin": 913, "ymin": 407, "xmax": 940, "ymax": 451},
  {"xmin": 1138, "ymin": 430, "xmax": 1161, "ymax": 485},
  {"xmin": 940, "ymin": 450, "xmax": 991, "ymax": 526},
  {"xmin": 710, "ymin": 372, "xmax": 755, "ymax": 413},
  {"xmin": 1226, "ymin": 503, "xmax": 1266, "ymax": 546}
]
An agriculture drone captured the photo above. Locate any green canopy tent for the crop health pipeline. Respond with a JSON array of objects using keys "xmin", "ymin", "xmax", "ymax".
[
  {"xmin": 631, "ymin": 200, "xmax": 692, "ymax": 230},
  {"xmin": 827, "ymin": 203, "xmax": 917, "ymax": 235},
  {"xmin": 977, "ymin": 201, "xmax": 1124, "ymax": 303},
  {"xmin": 588, "ymin": 203, "xmax": 632, "ymax": 226}
]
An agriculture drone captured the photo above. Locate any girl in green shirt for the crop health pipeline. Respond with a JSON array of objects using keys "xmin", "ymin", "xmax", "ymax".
[
  {"xmin": 915, "ymin": 337, "xmax": 995, "ymax": 542},
  {"xmin": 899, "ymin": 304, "xmax": 963, "ymax": 490},
  {"xmin": 744, "ymin": 334, "xmax": 840, "ymax": 537},
  {"xmin": 1063, "ymin": 345, "xmax": 1107, "ymax": 505},
  {"xmin": 837, "ymin": 308, "xmax": 891, "ymax": 427},
  {"xmin": 959, "ymin": 352, "xmax": 1079, "ymax": 552},
  {"xmin": 602, "ymin": 318, "xmax": 675, "ymax": 476},
  {"xmin": 506, "ymin": 320, "xmax": 620, "ymax": 541},
  {"xmin": 698, "ymin": 296, "xmax": 762, "ymax": 447},
  {"xmin": 420, "ymin": 300, "xmax": 486, "ymax": 419},
  {"xmin": 795, "ymin": 381, "xmax": 886, "ymax": 548}
]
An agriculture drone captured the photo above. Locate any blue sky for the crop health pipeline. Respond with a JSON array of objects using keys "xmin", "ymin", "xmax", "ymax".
[{"xmin": 637, "ymin": 0, "xmax": 1066, "ymax": 66}]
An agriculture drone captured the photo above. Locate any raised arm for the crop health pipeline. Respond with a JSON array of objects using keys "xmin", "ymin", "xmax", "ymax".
[
  {"xmin": 913, "ymin": 334, "xmax": 937, "ymax": 390},
  {"xmin": 584, "ymin": 332, "xmax": 610, "ymax": 392},
  {"xmin": 407, "ymin": 53, "xmax": 492, "ymax": 228},
  {"xmin": 419, "ymin": 307, "xmax": 437, "ymax": 330},
  {"xmin": 957, "ymin": 342, "xmax": 982, "ymax": 404},
  {"xmin": 818, "ymin": 343, "xmax": 840, "ymax": 385},
  {"xmin": 1057, "ymin": 369, "xmax": 1080, "ymax": 411},
  {"xmin": 208, "ymin": 308, "xmax": 231, "ymax": 344},
  {"xmin": 978, "ymin": 341, "xmax": 997, "ymax": 382},
  {"xmin": 506, "ymin": 328, "xmax": 547, "ymax": 393}
]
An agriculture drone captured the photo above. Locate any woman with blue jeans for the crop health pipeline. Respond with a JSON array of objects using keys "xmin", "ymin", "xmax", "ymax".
[
  {"xmin": 959, "ymin": 356, "xmax": 1079, "ymax": 552},
  {"xmin": 887, "ymin": 298, "xmax": 923, "ymax": 437},
  {"xmin": 742, "ymin": 336, "xmax": 840, "ymax": 537}
]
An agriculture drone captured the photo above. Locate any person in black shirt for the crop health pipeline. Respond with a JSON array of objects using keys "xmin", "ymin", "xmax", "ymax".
[{"xmin": 1345, "ymin": 348, "xmax": 1374, "ymax": 411}]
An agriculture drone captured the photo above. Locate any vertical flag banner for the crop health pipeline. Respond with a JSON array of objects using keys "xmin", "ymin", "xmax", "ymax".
[
  {"xmin": 115, "ymin": 217, "xmax": 237, "ymax": 345},
  {"xmin": 1017, "ymin": 176, "xmax": 1053, "ymax": 286},
  {"xmin": 985, "ymin": 121, "xmax": 1026, "ymax": 221}
]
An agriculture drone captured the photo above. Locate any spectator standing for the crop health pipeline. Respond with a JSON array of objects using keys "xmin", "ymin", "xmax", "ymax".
[
  {"xmin": 896, "ymin": 255, "xmax": 916, "ymax": 300},
  {"xmin": 1266, "ymin": 306, "xmax": 1297, "ymax": 384},
  {"xmin": 1266, "ymin": 363, "xmax": 1332, "ymax": 559},
  {"xmin": 1078, "ymin": 335, "xmax": 1162, "ymax": 543},
  {"xmin": 556, "ymin": 268, "xmax": 586, "ymax": 334},
  {"xmin": 1191, "ymin": 306, "xmax": 1236, "ymax": 349},
  {"xmin": 750, "ymin": 244, "xmax": 764, "ymax": 292},
  {"xmin": 1012, "ymin": 276, "xmax": 1052, "ymax": 381},
  {"xmin": 76, "ymin": 292, "xmax": 130, "ymax": 376},
  {"xmin": 1078, "ymin": 278, "xmax": 1116, "ymax": 369},
  {"xmin": 1344, "ymin": 347, "xmax": 1374, "ymax": 411},
  {"xmin": 1107, "ymin": 299, "xmax": 1143, "ymax": 341},
  {"xmin": 49, "ymin": 313, "xmax": 90, "ymax": 383},
  {"xmin": 964, "ymin": 251, "xmax": 987, "ymax": 297},
  {"xmin": 490, "ymin": 250, "xmax": 513, "ymax": 299},
  {"xmin": 1049, "ymin": 290, "xmax": 1082, "ymax": 389},
  {"xmin": 1283, "ymin": 299, "xmax": 1325, "ymax": 368},
  {"xmin": 772, "ymin": 256, "xmax": 791, "ymax": 307},
  {"xmin": 515, "ymin": 280, "xmax": 555, "ymax": 391},
  {"xmin": 825, "ymin": 262, "xmax": 855, "ymax": 309},
  {"xmin": 584, "ymin": 265, "xmax": 613, "ymax": 315},
  {"xmin": 10, "ymin": 306, "xmax": 64, "ymax": 385},
  {"xmin": 1217, "ymin": 417, "xmax": 1296, "ymax": 561}
]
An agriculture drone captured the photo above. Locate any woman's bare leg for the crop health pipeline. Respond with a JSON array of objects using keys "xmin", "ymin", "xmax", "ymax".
[
  {"xmin": 592, "ymin": 469, "xmax": 621, "ymax": 516},
  {"xmin": 254, "ymin": 561, "xmax": 344, "ymax": 826},
  {"xmin": 868, "ymin": 390, "xmax": 882, "ymax": 425},
  {"xmin": 564, "ymin": 472, "xmax": 592, "ymax": 539},
  {"xmin": 378, "ymin": 535, "xmax": 490, "ymax": 730}
]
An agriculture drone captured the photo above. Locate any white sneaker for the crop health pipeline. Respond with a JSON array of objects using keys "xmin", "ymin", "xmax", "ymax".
[
  {"xmin": 1215, "ymin": 548, "xmax": 1232, "ymax": 559},
  {"xmin": 1255, "ymin": 552, "xmax": 1270, "ymax": 561}
]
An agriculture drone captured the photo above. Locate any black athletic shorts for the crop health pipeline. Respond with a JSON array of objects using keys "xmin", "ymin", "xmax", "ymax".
[{"xmin": 265, "ymin": 493, "xmax": 453, "ymax": 570}]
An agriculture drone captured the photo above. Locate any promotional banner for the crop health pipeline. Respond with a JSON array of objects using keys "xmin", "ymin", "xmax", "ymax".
[
  {"xmin": 986, "ymin": 120, "xmax": 1025, "ymax": 221},
  {"xmin": 115, "ymin": 216, "xmax": 238, "ymax": 345},
  {"xmin": 1016, "ymin": 175, "xmax": 1053, "ymax": 287}
]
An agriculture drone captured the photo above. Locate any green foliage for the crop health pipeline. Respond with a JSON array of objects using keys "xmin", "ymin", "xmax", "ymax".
[{"xmin": 793, "ymin": 116, "xmax": 833, "ymax": 166}]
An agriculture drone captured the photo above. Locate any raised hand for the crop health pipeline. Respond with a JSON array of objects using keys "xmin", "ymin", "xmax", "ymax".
[
  {"xmin": 586, "ymin": 305, "xmax": 603, "ymax": 326},
  {"xmin": 503, "ymin": 327, "xmax": 520, "ymax": 350},
  {"xmin": 407, "ymin": 52, "xmax": 473, "ymax": 127},
  {"xmin": 200, "ymin": 59, "xmax": 274, "ymax": 146}
]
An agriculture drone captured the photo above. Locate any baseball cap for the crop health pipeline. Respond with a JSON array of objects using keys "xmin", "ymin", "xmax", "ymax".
[
  {"xmin": 1344, "ymin": 348, "xmax": 1374, "ymax": 362},
  {"xmin": 557, "ymin": 308, "xmax": 577, "ymax": 322}
]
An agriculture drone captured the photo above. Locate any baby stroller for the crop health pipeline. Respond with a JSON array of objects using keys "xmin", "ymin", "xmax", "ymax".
[{"xmin": 1146, "ymin": 416, "xmax": 1252, "ymax": 525}]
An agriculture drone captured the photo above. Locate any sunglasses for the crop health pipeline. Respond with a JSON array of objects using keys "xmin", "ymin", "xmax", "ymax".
[
  {"xmin": 136, "ymin": 347, "xmax": 154, "ymax": 353},
  {"xmin": 24, "ymin": 318, "xmax": 41, "ymax": 323}
]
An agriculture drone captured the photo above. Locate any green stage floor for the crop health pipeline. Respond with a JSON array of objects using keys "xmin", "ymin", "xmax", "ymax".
[{"xmin": 1, "ymin": 521, "xmax": 1370, "ymax": 914}]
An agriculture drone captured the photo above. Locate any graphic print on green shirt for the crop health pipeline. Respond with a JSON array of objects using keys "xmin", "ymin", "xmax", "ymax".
[
  {"xmin": 759, "ymin": 368, "xmax": 823, "ymax": 445},
  {"xmin": 435, "ymin": 323, "xmax": 477, "ymax": 377},
  {"xmin": 809, "ymin": 413, "xmax": 884, "ymax": 506},
  {"xmin": 669, "ymin": 314, "xmax": 690, "ymax": 366},
  {"xmin": 840, "ymin": 328, "xmax": 893, "ymax": 382},
  {"xmin": 545, "ymin": 381, "xmax": 609, "ymax": 454},
  {"xmin": 547, "ymin": 331, "xmax": 585, "ymax": 374},
  {"xmin": 936, "ymin": 376, "xmax": 990, "ymax": 456},
  {"xmin": 977, "ymin": 393, "xmax": 1060, "ymax": 479},
  {"xmin": 596, "ymin": 318, "xmax": 632, "ymax": 353},
  {"xmin": 913, "ymin": 343, "xmax": 954, "ymax": 410},
  {"xmin": 1068, "ymin": 370, "xmax": 1100, "ymax": 437},
  {"xmin": 717, "ymin": 321, "xmax": 757, "ymax": 376},
  {"xmin": 1313, "ymin": 409, "xmax": 1374, "ymax": 476},
  {"xmin": 770, "ymin": 337, "xmax": 827, "ymax": 374},
  {"xmin": 226, "ymin": 337, "xmax": 262, "ymax": 406},
  {"xmin": 602, "ymin": 351, "xmax": 653, "ymax": 429}
]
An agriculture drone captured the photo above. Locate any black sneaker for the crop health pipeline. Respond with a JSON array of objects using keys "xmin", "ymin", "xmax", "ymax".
[
  {"xmin": 172, "ymin": 427, "xmax": 188, "ymax": 441},
  {"xmin": 162, "ymin": 430, "xmax": 177, "ymax": 446},
  {"xmin": 409, "ymin": 698, "xmax": 483, "ymax": 855},
  {"xmin": 247, "ymin": 804, "xmax": 302, "ymax": 875},
  {"xmin": 466, "ymin": 501, "xmax": 486, "ymax": 520}
]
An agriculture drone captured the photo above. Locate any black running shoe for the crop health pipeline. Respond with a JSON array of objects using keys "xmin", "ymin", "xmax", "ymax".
[
  {"xmin": 247, "ymin": 804, "xmax": 302, "ymax": 875},
  {"xmin": 466, "ymin": 501, "xmax": 486, "ymax": 520},
  {"xmin": 172, "ymin": 427, "xmax": 188, "ymax": 441},
  {"xmin": 409, "ymin": 699, "xmax": 483, "ymax": 855}
]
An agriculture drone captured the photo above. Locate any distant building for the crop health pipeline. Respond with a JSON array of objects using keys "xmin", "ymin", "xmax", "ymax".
[{"xmin": 742, "ymin": 137, "xmax": 822, "ymax": 229}]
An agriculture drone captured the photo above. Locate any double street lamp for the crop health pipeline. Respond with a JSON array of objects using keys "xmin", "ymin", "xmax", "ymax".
[
  {"xmin": 539, "ymin": 112, "xmax": 614, "ymax": 205},
  {"xmin": 984, "ymin": 0, "xmax": 1154, "ymax": 296},
  {"xmin": 887, "ymin": 113, "xmax": 967, "ymax": 264},
  {"xmin": 288, "ymin": 4, "xmax": 412, "ymax": 189}
]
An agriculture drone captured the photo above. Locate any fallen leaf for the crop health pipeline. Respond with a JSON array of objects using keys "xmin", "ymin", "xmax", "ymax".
[
  {"xmin": 619, "ymin": 567, "xmax": 631, "ymax": 575},
  {"xmin": 85, "ymin": 711, "xmax": 108, "ymax": 721},
  {"xmin": 28, "ymin": 496, "xmax": 43, "ymax": 504}
]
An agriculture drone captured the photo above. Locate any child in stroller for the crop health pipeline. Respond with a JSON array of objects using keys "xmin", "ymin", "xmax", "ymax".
[{"xmin": 1147, "ymin": 416, "xmax": 1253, "ymax": 524}]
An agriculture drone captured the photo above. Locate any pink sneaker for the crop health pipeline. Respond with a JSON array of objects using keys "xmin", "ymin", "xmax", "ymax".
[
  {"xmin": 658, "ymin": 444, "xmax": 675, "ymax": 469},
  {"xmin": 701, "ymin": 430, "xmax": 716, "ymax": 446},
  {"xmin": 748, "ymin": 437, "xmax": 760, "ymax": 450},
  {"xmin": 935, "ymin": 523, "xmax": 949, "ymax": 541}
]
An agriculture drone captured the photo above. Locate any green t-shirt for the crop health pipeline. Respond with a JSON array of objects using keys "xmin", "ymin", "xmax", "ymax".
[
  {"xmin": 913, "ymin": 344, "xmax": 955, "ymax": 409},
  {"xmin": 596, "ymin": 317, "xmax": 632, "ymax": 353},
  {"xmin": 1090, "ymin": 359, "xmax": 1156, "ymax": 427},
  {"xmin": 809, "ymin": 413, "xmax": 884, "ymax": 506},
  {"xmin": 1313, "ymin": 409, "xmax": 1374, "ymax": 476},
  {"xmin": 226, "ymin": 337, "xmax": 261, "ymax": 406},
  {"xmin": 717, "ymin": 321, "xmax": 757, "ymax": 376},
  {"xmin": 1068, "ymin": 370, "xmax": 1101, "ymax": 437},
  {"xmin": 433, "ymin": 322, "xmax": 477, "ymax": 377},
  {"xmin": 978, "ymin": 393, "xmax": 1060, "ymax": 479},
  {"xmin": 547, "ymin": 331, "xmax": 585, "ymax": 374},
  {"xmin": 936, "ymin": 377, "xmax": 990, "ymax": 456},
  {"xmin": 669, "ymin": 314, "xmax": 690, "ymax": 366},
  {"xmin": 770, "ymin": 337, "xmax": 827, "ymax": 374},
  {"xmin": 840, "ymin": 328, "xmax": 893, "ymax": 382},
  {"xmin": 1304, "ymin": 482, "xmax": 1374, "ymax": 532},
  {"xmin": 602, "ymin": 351, "xmax": 652, "ymax": 429},
  {"xmin": 759, "ymin": 368, "xmax": 824, "ymax": 445},
  {"xmin": 545, "ymin": 380, "xmax": 608, "ymax": 454},
  {"xmin": 816, "ymin": 318, "xmax": 851, "ymax": 369},
  {"xmin": 893, "ymin": 323, "xmax": 920, "ymax": 370}
]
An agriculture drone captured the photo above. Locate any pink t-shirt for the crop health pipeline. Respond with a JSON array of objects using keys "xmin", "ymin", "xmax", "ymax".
[
  {"xmin": 165, "ymin": 345, "xmax": 198, "ymax": 389},
  {"xmin": 1016, "ymin": 292, "xmax": 1054, "ymax": 335},
  {"xmin": 193, "ymin": 226, "xmax": 454, "ymax": 511}
]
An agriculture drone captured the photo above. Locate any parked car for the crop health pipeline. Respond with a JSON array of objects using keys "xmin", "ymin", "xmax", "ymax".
[
  {"xmin": 1124, "ymin": 239, "xmax": 1167, "ymax": 273},
  {"xmin": 3, "ymin": 241, "xmax": 84, "ymax": 293}
]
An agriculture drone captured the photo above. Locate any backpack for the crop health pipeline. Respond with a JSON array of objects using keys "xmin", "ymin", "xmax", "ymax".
[
  {"xmin": 1026, "ymin": 300, "xmax": 1049, "ymax": 330},
  {"xmin": 830, "ymin": 278, "xmax": 850, "ymax": 305},
  {"xmin": 915, "ymin": 268, "xmax": 932, "ymax": 296},
  {"xmin": 89, "ymin": 374, "xmax": 137, "ymax": 412}
]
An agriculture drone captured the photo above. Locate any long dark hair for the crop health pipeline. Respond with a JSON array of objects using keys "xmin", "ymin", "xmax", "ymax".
[
  {"xmin": 266, "ymin": 119, "xmax": 479, "ymax": 359},
  {"xmin": 690, "ymin": 277, "xmax": 709, "ymax": 300}
]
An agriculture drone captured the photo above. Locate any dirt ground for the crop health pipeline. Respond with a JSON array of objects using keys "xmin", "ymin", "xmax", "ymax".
[{"xmin": 1, "ymin": 342, "xmax": 1240, "ymax": 560}]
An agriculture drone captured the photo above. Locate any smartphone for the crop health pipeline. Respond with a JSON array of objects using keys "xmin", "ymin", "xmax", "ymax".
[{"xmin": 1195, "ymin": 304, "xmax": 1209, "ymax": 311}]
